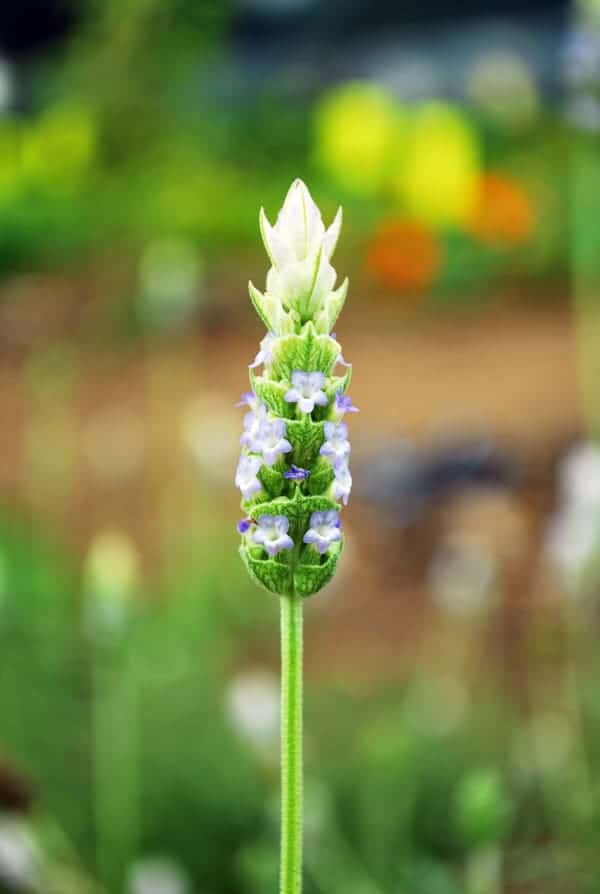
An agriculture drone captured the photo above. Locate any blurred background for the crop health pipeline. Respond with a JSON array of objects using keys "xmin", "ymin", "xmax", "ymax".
[{"xmin": 1, "ymin": 0, "xmax": 600, "ymax": 891}]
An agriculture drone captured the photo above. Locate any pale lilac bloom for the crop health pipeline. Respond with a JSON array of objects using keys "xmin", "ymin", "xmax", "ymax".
[
  {"xmin": 303, "ymin": 510, "xmax": 342, "ymax": 554},
  {"xmin": 331, "ymin": 332, "xmax": 351, "ymax": 368},
  {"xmin": 235, "ymin": 454, "xmax": 263, "ymax": 500},
  {"xmin": 253, "ymin": 515, "xmax": 294, "ymax": 557},
  {"xmin": 332, "ymin": 459, "xmax": 352, "ymax": 506},
  {"xmin": 257, "ymin": 417, "xmax": 292, "ymax": 467},
  {"xmin": 284, "ymin": 371, "xmax": 328, "ymax": 414},
  {"xmin": 335, "ymin": 389, "xmax": 359, "ymax": 415},
  {"xmin": 320, "ymin": 422, "xmax": 351, "ymax": 463},
  {"xmin": 240, "ymin": 403, "xmax": 268, "ymax": 450},
  {"xmin": 284, "ymin": 464, "xmax": 310, "ymax": 481},
  {"xmin": 235, "ymin": 391, "xmax": 258, "ymax": 409},
  {"xmin": 237, "ymin": 518, "xmax": 253, "ymax": 534},
  {"xmin": 249, "ymin": 332, "xmax": 275, "ymax": 369}
]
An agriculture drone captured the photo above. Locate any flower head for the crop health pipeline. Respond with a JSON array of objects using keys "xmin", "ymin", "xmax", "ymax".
[
  {"xmin": 253, "ymin": 514, "xmax": 294, "ymax": 557},
  {"xmin": 303, "ymin": 510, "xmax": 342, "ymax": 554},
  {"xmin": 249, "ymin": 332, "xmax": 275, "ymax": 370},
  {"xmin": 332, "ymin": 459, "xmax": 352, "ymax": 506},
  {"xmin": 284, "ymin": 464, "xmax": 310, "ymax": 481},
  {"xmin": 237, "ymin": 518, "xmax": 253, "ymax": 534},
  {"xmin": 285, "ymin": 371, "xmax": 328, "ymax": 414},
  {"xmin": 256, "ymin": 417, "xmax": 292, "ymax": 467},
  {"xmin": 320, "ymin": 421, "xmax": 351, "ymax": 462},
  {"xmin": 235, "ymin": 454, "xmax": 263, "ymax": 500},
  {"xmin": 334, "ymin": 389, "xmax": 359, "ymax": 415}
]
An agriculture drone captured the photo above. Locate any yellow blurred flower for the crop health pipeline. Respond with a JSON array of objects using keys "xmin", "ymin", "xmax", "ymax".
[
  {"xmin": 365, "ymin": 216, "xmax": 442, "ymax": 293},
  {"xmin": 314, "ymin": 82, "xmax": 406, "ymax": 196},
  {"xmin": 21, "ymin": 104, "xmax": 97, "ymax": 188},
  {"xmin": 395, "ymin": 102, "xmax": 480, "ymax": 228},
  {"xmin": 468, "ymin": 173, "xmax": 535, "ymax": 247}
]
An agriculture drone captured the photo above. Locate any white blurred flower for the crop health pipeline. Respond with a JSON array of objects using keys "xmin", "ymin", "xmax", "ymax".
[
  {"xmin": 0, "ymin": 59, "xmax": 14, "ymax": 114},
  {"xmin": 226, "ymin": 670, "xmax": 280, "ymax": 756},
  {"xmin": 0, "ymin": 819, "xmax": 41, "ymax": 891},
  {"xmin": 429, "ymin": 534, "xmax": 497, "ymax": 618},
  {"xmin": 558, "ymin": 442, "xmax": 600, "ymax": 508},
  {"xmin": 128, "ymin": 857, "xmax": 190, "ymax": 894},
  {"xmin": 467, "ymin": 51, "xmax": 539, "ymax": 127},
  {"xmin": 181, "ymin": 396, "xmax": 239, "ymax": 485},
  {"xmin": 545, "ymin": 442, "xmax": 600, "ymax": 587},
  {"xmin": 83, "ymin": 530, "xmax": 140, "ymax": 637},
  {"xmin": 250, "ymin": 179, "xmax": 348, "ymax": 334}
]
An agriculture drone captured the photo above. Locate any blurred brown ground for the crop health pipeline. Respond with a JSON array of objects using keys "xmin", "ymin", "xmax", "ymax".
[{"xmin": 0, "ymin": 297, "xmax": 582, "ymax": 680}]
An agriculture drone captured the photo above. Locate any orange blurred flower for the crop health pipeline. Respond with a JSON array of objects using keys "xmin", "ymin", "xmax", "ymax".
[
  {"xmin": 366, "ymin": 217, "xmax": 442, "ymax": 292},
  {"xmin": 469, "ymin": 173, "xmax": 535, "ymax": 246}
]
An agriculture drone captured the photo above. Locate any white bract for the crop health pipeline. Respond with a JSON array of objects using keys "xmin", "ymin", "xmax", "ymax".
[{"xmin": 249, "ymin": 179, "xmax": 348, "ymax": 334}]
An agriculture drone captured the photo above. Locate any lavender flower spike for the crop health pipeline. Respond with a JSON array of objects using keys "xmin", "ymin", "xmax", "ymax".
[
  {"xmin": 253, "ymin": 515, "xmax": 294, "ymax": 557},
  {"xmin": 238, "ymin": 179, "xmax": 354, "ymax": 599},
  {"xmin": 284, "ymin": 371, "xmax": 328, "ymax": 414},
  {"xmin": 284, "ymin": 464, "xmax": 310, "ymax": 481},
  {"xmin": 235, "ymin": 454, "xmax": 263, "ymax": 500},
  {"xmin": 303, "ymin": 510, "xmax": 342, "ymax": 554},
  {"xmin": 320, "ymin": 421, "xmax": 351, "ymax": 463},
  {"xmin": 257, "ymin": 417, "xmax": 292, "ymax": 467}
]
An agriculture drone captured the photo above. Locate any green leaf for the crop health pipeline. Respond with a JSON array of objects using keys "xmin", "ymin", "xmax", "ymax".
[
  {"xmin": 253, "ymin": 490, "xmax": 339, "ymax": 542},
  {"xmin": 294, "ymin": 540, "xmax": 344, "ymax": 597},
  {"xmin": 250, "ymin": 371, "xmax": 294, "ymax": 418},
  {"xmin": 270, "ymin": 323, "xmax": 340, "ymax": 380},
  {"xmin": 314, "ymin": 278, "xmax": 349, "ymax": 333},
  {"xmin": 307, "ymin": 459, "xmax": 334, "ymax": 495},
  {"xmin": 248, "ymin": 282, "xmax": 274, "ymax": 331},
  {"xmin": 286, "ymin": 418, "xmax": 325, "ymax": 468},
  {"xmin": 240, "ymin": 546, "xmax": 292, "ymax": 596},
  {"xmin": 258, "ymin": 464, "xmax": 284, "ymax": 499}
]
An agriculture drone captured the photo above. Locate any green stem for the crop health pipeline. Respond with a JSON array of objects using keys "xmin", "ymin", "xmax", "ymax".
[{"xmin": 280, "ymin": 591, "xmax": 303, "ymax": 894}]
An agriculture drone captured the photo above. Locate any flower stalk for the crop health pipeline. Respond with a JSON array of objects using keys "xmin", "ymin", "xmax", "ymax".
[
  {"xmin": 235, "ymin": 179, "xmax": 355, "ymax": 893},
  {"xmin": 280, "ymin": 591, "xmax": 303, "ymax": 894}
]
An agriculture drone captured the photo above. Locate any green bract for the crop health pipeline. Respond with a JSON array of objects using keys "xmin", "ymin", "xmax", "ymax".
[{"xmin": 237, "ymin": 180, "xmax": 354, "ymax": 598}]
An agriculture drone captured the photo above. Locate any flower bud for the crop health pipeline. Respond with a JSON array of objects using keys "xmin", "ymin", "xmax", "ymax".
[{"xmin": 249, "ymin": 179, "xmax": 348, "ymax": 335}]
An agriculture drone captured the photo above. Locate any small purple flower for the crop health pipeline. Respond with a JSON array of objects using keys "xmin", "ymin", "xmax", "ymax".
[
  {"xmin": 249, "ymin": 333, "xmax": 275, "ymax": 370},
  {"xmin": 284, "ymin": 371, "xmax": 328, "ymax": 414},
  {"xmin": 235, "ymin": 391, "xmax": 258, "ymax": 409},
  {"xmin": 303, "ymin": 510, "xmax": 342, "ymax": 555},
  {"xmin": 253, "ymin": 514, "xmax": 294, "ymax": 557},
  {"xmin": 235, "ymin": 454, "xmax": 263, "ymax": 500},
  {"xmin": 284, "ymin": 464, "xmax": 310, "ymax": 481},
  {"xmin": 257, "ymin": 417, "xmax": 292, "ymax": 467},
  {"xmin": 335, "ymin": 389, "xmax": 359, "ymax": 415},
  {"xmin": 240, "ymin": 403, "xmax": 268, "ymax": 450},
  {"xmin": 237, "ymin": 518, "xmax": 253, "ymax": 534},
  {"xmin": 320, "ymin": 421, "xmax": 351, "ymax": 463},
  {"xmin": 332, "ymin": 459, "xmax": 352, "ymax": 506},
  {"xmin": 331, "ymin": 332, "xmax": 351, "ymax": 368}
]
